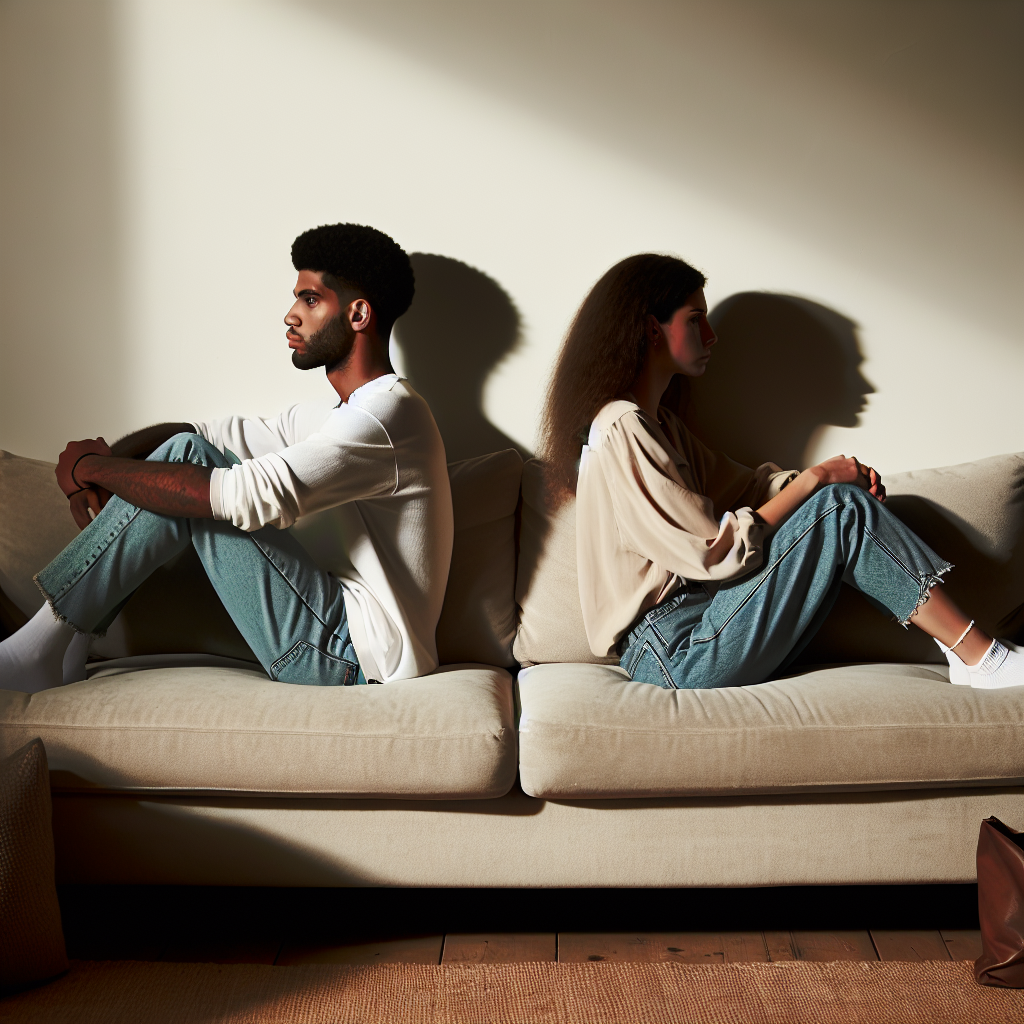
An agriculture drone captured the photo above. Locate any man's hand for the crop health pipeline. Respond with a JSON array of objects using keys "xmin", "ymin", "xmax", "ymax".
[
  {"xmin": 56, "ymin": 438, "xmax": 113, "ymax": 497},
  {"xmin": 69, "ymin": 487, "xmax": 113, "ymax": 530},
  {"xmin": 810, "ymin": 455, "xmax": 886, "ymax": 502}
]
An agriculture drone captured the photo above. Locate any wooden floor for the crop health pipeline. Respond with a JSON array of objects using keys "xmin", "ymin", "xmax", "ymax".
[{"xmin": 57, "ymin": 885, "xmax": 983, "ymax": 966}]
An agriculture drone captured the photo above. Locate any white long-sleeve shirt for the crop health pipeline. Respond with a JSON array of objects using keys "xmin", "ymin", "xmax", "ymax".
[
  {"xmin": 577, "ymin": 400, "xmax": 797, "ymax": 658},
  {"xmin": 192, "ymin": 375, "xmax": 453, "ymax": 682}
]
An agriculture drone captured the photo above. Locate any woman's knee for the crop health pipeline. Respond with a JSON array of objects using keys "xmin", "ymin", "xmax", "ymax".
[{"xmin": 809, "ymin": 482, "xmax": 869, "ymax": 508}]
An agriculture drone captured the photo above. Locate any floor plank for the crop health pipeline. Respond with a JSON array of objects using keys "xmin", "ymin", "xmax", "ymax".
[
  {"xmin": 940, "ymin": 929, "xmax": 983, "ymax": 961},
  {"xmin": 763, "ymin": 931, "xmax": 797, "ymax": 962},
  {"xmin": 277, "ymin": 934, "xmax": 443, "ymax": 965},
  {"xmin": 871, "ymin": 929, "xmax": 951, "ymax": 962},
  {"xmin": 442, "ymin": 934, "xmax": 557, "ymax": 964},
  {"xmin": 661, "ymin": 933, "xmax": 768, "ymax": 964},
  {"xmin": 556, "ymin": 933, "xmax": 767, "ymax": 964},
  {"xmin": 789, "ymin": 931, "xmax": 878, "ymax": 962}
]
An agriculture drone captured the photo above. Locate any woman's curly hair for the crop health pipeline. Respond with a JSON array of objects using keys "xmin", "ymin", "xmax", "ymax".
[
  {"xmin": 291, "ymin": 223, "xmax": 415, "ymax": 335},
  {"xmin": 539, "ymin": 253, "xmax": 706, "ymax": 506}
]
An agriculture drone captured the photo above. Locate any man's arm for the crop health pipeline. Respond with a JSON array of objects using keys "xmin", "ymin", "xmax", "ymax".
[
  {"xmin": 62, "ymin": 423, "xmax": 197, "ymax": 528},
  {"xmin": 59, "ymin": 447, "xmax": 213, "ymax": 519},
  {"xmin": 110, "ymin": 423, "xmax": 196, "ymax": 459}
]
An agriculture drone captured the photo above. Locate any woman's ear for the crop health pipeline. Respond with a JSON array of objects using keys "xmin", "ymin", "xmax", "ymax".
[{"xmin": 645, "ymin": 313, "xmax": 663, "ymax": 347}]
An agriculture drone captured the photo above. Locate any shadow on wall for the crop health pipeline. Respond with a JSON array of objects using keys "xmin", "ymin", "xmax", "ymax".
[
  {"xmin": 394, "ymin": 254, "xmax": 532, "ymax": 463},
  {"xmin": 682, "ymin": 293, "xmax": 874, "ymax": 470}
]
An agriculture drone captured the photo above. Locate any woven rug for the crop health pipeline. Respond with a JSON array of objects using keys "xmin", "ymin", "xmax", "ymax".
[{"xmin": 1, "ymin": 959, "xmax": 1021, "ymax": 1023}]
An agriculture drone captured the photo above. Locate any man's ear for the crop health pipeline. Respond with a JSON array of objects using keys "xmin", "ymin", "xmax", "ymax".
[{"xmin": 347, "ymin": 298, "xmax": 373, "ymax": 333}]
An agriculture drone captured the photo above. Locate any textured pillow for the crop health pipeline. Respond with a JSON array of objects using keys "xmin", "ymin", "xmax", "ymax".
[
  {"xmin": 436, "ymin": 449, "xmax": 523, "ymax": 667},
  {"xmin": 514, "ymin": 452, "xmax": 1024, "ymax": 668},
  {"xmin": 513, "ymin": 459, "xmax": 618, "ymax": 667},
  {"xmin": 0, "ymin": 739, "xmax": 68, "ymax": 992}
]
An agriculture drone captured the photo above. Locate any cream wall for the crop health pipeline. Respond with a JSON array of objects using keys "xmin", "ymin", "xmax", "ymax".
[{"xmin": 1, "ymin": 0, "xmax": 1021, "ymax": 471}]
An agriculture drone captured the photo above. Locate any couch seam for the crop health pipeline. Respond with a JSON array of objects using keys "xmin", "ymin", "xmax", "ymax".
[
  {"xmin": 518, "ymin": 721, "xmax": 1022, "ymax": 734},
  {"xmin": 0, "ymin": 723, "xmax": 512, "ymax": 740}
]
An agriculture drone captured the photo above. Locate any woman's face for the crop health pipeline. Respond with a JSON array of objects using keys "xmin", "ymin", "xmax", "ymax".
[{"xmin": 657, "ymin": 289, "xmax": 717, "ymax": 376}]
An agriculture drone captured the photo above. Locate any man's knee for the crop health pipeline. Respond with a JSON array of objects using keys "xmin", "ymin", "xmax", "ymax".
[{"xmin": 149, "ymin": 432, "xmax": 226, "ymax": 467}]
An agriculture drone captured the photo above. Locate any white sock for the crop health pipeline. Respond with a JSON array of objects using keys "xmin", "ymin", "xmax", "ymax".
[
  {"xmin": 934, "ymin": 638, "xmax": 971, "ymax": 685},
  {"xmin": 0, "ymin": 603, "xmax": 79, "ymax": 693},
  {"xmin": 966, "ymin": 639, "xmax": 1024, "ymax": 690},
  {"xmin": 62, "ymin": 630, "xmax": 91, "ymax": 685}
]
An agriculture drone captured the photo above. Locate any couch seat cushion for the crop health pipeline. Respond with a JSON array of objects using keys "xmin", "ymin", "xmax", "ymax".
[
  {"xmin": 517, "ymin": 663, "xmax": 1024, "ymax": 799},
  {"xmin": 0, "ymin": 664, "xmax": 516, "ymax": 799}
]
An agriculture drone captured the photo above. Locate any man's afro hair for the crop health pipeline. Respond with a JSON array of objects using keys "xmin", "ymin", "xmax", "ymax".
[{"xmin": 291, "ymin": 223, "xmax": 415, "ymax": 329}]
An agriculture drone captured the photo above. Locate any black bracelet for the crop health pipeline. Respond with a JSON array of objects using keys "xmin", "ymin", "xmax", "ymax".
[{"xmin": 70, "ymin": 452, "xmax": 95, "ymax": 490}]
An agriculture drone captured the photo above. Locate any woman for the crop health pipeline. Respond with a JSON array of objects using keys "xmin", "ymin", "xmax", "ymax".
[{"xmin": 540, "ymin": 254, "xmax": 1021, "ymax": 690}]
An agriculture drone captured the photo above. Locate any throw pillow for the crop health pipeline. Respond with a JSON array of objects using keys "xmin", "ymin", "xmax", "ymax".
[{"xmin": 0, "ymin": 738, "xmax": 69, "ymax": 992}]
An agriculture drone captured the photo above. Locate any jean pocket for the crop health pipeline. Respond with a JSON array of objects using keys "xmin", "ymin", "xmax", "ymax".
[
  {"xmin": 624, "ymin": 639, "xmax": 677, "ymax": 689},
  {"xmin": 271, "ymin": 641, "xmax": 359, "ymax": 686}
]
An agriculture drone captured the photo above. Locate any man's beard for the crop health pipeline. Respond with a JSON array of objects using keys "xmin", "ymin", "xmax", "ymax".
[{"xmin": 291, "ymin": 314, "xmax": 355, "ymax": 372}]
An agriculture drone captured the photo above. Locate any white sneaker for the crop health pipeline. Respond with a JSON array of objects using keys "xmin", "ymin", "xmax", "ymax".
[{"xmin": 968, "ymin": 640, "xmax": 1024, "ymax": 690}]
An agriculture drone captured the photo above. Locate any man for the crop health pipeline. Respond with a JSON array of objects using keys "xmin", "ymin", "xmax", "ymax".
[{"xmin": 0, "ymin": 223, "xmax": 453, "ymax": 692}]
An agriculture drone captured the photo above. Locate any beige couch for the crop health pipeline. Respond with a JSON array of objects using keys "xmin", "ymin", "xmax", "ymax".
[{"xmin": 0, "ymin": 447, "xmax": 1021, "ymax": 888}]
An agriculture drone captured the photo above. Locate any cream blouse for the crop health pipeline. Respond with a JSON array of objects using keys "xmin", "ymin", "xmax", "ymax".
[{"xmin": 576, "ymin": 400, "xmax": 797, "ymax": 657}]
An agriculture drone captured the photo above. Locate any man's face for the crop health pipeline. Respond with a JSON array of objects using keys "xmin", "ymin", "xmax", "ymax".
[{"xmin": 285, "ymin": 270, "xmax": 354, "ymax": 372}]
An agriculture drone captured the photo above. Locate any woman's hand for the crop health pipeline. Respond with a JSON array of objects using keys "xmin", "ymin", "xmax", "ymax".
[
  {"xmin": 811, "ymin": 455, "xmax": 886, "ymax": 502},
  {"xmin": 757, "ymin": 455, "xmax": 885, "ymax": 529}
]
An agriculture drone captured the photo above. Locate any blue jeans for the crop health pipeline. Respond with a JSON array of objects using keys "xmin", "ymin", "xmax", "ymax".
[
  {"xmin": 619, "ymin": 484, "xmax": 952, "ymax": 689},
  {"xmin": 35, "ymin": 434, "xmax": 366, "ymax": 685}
]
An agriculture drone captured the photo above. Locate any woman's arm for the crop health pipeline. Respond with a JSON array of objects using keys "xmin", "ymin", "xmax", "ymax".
[{"xmin": 755, "ymin": 456, "xmax": 885, "ymax": 529}]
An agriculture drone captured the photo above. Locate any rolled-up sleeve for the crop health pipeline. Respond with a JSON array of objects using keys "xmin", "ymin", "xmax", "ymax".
[{"xmin": 209, "ymin": 411, "xmax": 398, "ymax": 531}]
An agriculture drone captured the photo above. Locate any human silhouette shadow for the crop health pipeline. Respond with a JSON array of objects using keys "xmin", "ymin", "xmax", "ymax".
[
  {"xmin": 393, "ymin": 254, "xmax": 531, "ymax": 462},
  {"xmin": 679, "ymin": 293, "xmax": 874, "ymax": 470},
  {"xmin": 667, "ymin": 293, "xmax": 898, "ymax": 666}
]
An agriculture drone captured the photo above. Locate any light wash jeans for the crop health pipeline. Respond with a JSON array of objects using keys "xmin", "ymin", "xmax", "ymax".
[
  {"xmin": 36, "ymin": 433, "xmax": 366, "ymax": 685},
  {"xmin": 619, "ymin": 484, "xmax": 952, "ymax": 689}
]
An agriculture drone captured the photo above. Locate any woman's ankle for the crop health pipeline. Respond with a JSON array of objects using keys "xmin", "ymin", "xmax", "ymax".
[{"xmin": 954, "ymin": 629, "xmax": 994, "ymax": 668}]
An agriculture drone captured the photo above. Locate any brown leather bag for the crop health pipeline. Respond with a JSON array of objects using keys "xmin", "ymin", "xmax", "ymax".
[{"xmin": 974, "ymin": 816, "xmax": 1024, "ymax": 988}]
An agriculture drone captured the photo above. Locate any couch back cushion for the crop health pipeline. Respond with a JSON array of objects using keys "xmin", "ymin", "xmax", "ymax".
[
  {"xmin": 513, "ymin": 459, "xmax": 619, "ymax": 667},
  {"xmin": 795, "ymin": 451, "xmax": 1024, "ymax": 665},
  {"xmin": 0, "ymin": 451, "xmax": 79, "ymax": 625},
  {"xmin": 514, "ymin": 452, "xmax": 1024, "ymax": 666},
  {"xmin": 0, "ymin": 447, "xmax": 523, "ymax": 669},
  {"xmin": 436, "ymin": 448, "xmax": 522, "ymax": 667}
]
